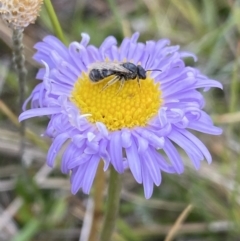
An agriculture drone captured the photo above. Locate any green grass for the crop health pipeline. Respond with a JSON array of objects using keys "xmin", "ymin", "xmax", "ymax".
[{"xmin": 0, "ymin": 0, "xmax": 238, "ymax": 240}]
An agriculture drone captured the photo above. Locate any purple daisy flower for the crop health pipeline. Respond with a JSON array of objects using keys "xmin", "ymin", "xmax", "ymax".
[{"xmin": 19, "ymin": 33, "xmax": 222, "ymax": 199}]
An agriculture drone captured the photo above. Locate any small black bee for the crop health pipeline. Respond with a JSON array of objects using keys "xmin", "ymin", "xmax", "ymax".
[{"xmin": 88, "ymin": 62, "xmax": 161, "ymax": 92}]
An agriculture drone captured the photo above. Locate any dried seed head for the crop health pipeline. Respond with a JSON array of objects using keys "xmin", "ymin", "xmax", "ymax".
[{"xmin": 0, "ymin": 0, "xmax": 43, "ymax": 30}]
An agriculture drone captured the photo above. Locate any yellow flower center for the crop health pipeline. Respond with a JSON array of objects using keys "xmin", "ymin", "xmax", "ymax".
[{"xmin": 71, "ymin": 72, "xmax": 162, "ymax": 131}]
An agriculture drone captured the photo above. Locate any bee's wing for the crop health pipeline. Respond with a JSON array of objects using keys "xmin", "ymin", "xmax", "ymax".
[{"xmin": 88, "ymin": 62, "xmax": 130, "ymax": 73}]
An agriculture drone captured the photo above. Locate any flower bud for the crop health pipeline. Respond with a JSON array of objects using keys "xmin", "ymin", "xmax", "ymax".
[{"xmin": 0, "ymin": 0, "xmax": 43, "ymax": 29}]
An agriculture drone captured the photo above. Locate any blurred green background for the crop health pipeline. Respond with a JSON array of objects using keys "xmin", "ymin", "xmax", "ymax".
[{"xmin": 0, "ymin": 0, "xmax": 238, "ymax": 240}]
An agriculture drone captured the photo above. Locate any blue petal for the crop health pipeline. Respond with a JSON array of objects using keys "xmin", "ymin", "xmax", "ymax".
[
  {"xmin": 61, "ymin": 143, "xmax": 78, "ymax": 174},
  {"xmin": 188, "ymin": 153, "xmax": 201, "ymax": 170},
  {"xmin": 86, "ymin": 141, "xmax": 99, "ymax": 153},
  {"xmin": 130, "ymin": 32, "xmax": 140, "ymax": 43},
  {"xmin": 69, "ymin": 42, "xmax": 87, "ymax": 71},
  {"xmin": 196, "ymin": 78, "xmax": 223, "ymax": 90},
  {"xmin": 19, "ymin": 107, "xmax": 61, "ymax": 122},
  {"xmin": 141, "ymin": 162, "xmax": 154, "ymax": 199},
  {"xmin": 162, "ymin": 76, "xmax": 197, "ymax": 98},
  {"xmin": 163, "ymin": 138, "xmax": 184, "ymax": 174},
  {"xmin": 119, "ymin": 38, "xmax": 130, "ymax": 60},
  {"xmin": 133, "ymin": 132, "xmax": 148, "ymax": 154},
  {"xmin": 109, "ymin": 131, "xmax": 124, "ymax": 173},
  {"xmin": 72, "ymin": 135, "xmax": 86, "ymax": 148},
  {"xmin": 41, "ymin": 35, "xmax": 69, "ymax": 60},
  {"xmin": 188, "ymin": 122, "xmax": 222, "ymax": 135},
  {"xmin": 125, "ymin": 138, "xmax": 142, "ymax": 183},
  {"xmin": 68, "ymin": 153, "xmax": 91, "ymax": 169},
  {"xmin": 132, "ymin": 43, "xmax": 145, "ymax": 64},
  {"xmin": 143, "ymin": 151, "xmax": 161, "ymax": 186},
  {"xmin": 80, "ymin": 33, "xmax": 90, "ymax": 46},
  {"xmin": 22, "ymin": 84, "xmax": 42, "ymax": 111},
  {"xmin": 47, "ymin": 133, "xmax": 69, "ymax": 167},
  {"xmin": 150, "ymin": 149, "xmax": 176, "ymax": 173},
  {"xmin": 96, "ymin": 122, "xmax": 109, "ymax": 137},
  {"xmin": 168, "ymin": 129, "xmax": 203, "ymax": 160},
  {"xmin": 100, "ymin": 36, "xmax": 117, "ymax": 51},
  {"xmin": 139, "ymin": 129, "xmax": 164, "ymax": 149},
  {"xmin": 177, "ymin": 128, "xmax": 212, "ymax": 164},
  {"xmin": 99, "ymin": 139, "xmax": 110, "ymax": 171},
  {"xmin": 82, "ymin": 155, "xmax": 100, "ymax": 194},
  {"xmin": 110, "ymin": 45, "xmax": 120, "ymax": 61},
  {"xmin": 180, "ymin": 51, "xmax": 197, "ymax": 62},
  {"xmin": 87, "ymin": 132, "xmax": 96, "ymax": 142},
  {"xmin": 71, "ymin": 164, "xmax": 88, "ymax": 194},
  {"xmin": 121, "ymin": 130, "xmax": 132, "ymax": 148}
]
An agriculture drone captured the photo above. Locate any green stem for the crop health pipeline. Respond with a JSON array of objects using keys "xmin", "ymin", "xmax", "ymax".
[
  {"xmin": 229, "ymin": 60, "xmax": 238, "ymax": 113},
  {"xmin": 44, "ymin": 0, "xmax": 67, "ymax": 44},
  {"xmin": 11, "ymin": 218, "xmax": 41, "ymax": 241},
  {"xmin": 89, "ymin": 161, "xmax": 105, "ymax": 241},
  {"xmin": 12, "ymin": 28, "xmax": 26, "ymax": 165},
  {"xmin": 99, "ymin": 166, "xmax": 122, "ymax": 241}
]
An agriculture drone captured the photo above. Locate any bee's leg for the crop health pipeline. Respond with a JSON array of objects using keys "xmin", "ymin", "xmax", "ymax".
[
  {"xmin": 101, "ymin": 76, "xmax": 120, "ymax": 92},
  {"xmin": 115, "ymin": 78, "xmax": 125, "ymax": 95},
  {"xmin": 137, "ymin": 76, "xmax": 141, "ymax": 89}
]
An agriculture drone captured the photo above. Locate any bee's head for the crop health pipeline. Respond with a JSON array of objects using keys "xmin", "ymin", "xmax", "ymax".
[{"xmin": 137, "ymin": 65, "xmax": 147, "ymax": 79}]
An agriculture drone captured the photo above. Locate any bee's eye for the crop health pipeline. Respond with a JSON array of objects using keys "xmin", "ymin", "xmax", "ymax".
[{"xmin": 137, "ymin": 66, "xmax": 146, "ymax": 79}]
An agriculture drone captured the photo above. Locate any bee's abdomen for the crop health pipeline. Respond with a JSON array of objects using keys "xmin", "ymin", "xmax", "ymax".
[
  {"xmin": 89, "ymin": 69, "xmax": 102, "ymax": 82},
  {"xmin": 89, "ymin": 69, "xmax": 114, "ymax": 82}
]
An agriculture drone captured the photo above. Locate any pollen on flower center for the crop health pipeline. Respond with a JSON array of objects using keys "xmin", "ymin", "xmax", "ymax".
[{"xmin": 71, "ymin": 72, "xmax": 162, "ymax": 131}]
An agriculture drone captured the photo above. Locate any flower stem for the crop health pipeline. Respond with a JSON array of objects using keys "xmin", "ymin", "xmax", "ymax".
[
  {"xmin": 43, "ymin": 0, "xmax": 67, "ymax": 44},
  {"xmin": 99, "ymin": 166, "xmax": 122, "ymax": 241},
  {"xmin": 88, "ymin": 161, "xmax": 105, "ymax": 241},
  {"xmin": 12, "ymin": 28, "xmax": 26, "ymax": 165}
]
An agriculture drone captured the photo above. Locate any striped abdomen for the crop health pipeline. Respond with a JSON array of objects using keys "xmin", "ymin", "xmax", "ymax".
[{"xmin": 89, "ymin": 69, "xmax": 115, "ymax": 82}]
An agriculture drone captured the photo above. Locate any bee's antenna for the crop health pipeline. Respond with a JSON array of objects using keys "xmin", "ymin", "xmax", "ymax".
[
  {"xmin": 145, "ymin": 55, "xmax": 162, "ymax": 72},
  {"xmin": 146, "ymin": 69, "xmax": 162, "ymax": 72}
]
